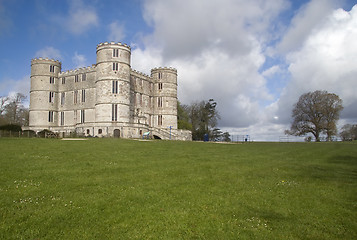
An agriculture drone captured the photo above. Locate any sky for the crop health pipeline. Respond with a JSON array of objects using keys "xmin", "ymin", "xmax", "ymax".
[{"xmin": 0, "ymin": 0, "xmax": 356, "ymax": 141}]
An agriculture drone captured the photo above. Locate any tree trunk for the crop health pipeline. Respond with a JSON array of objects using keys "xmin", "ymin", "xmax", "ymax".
[{"xmin": 314, "ymin": 131, "xmax": 320, "ymax": 142}]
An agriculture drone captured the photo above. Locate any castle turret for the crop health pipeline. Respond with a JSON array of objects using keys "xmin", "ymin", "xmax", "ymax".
[
  {"xmin": 27, "ymin": 42, "xmax": 190, "ymax": 140},
  {"xmin": 95, "ymin": 42, "xmax": 131, "ymax": 126},
  {"xmin": 29, "ymin": 58, "xmax": 61, "ymax": 131},
  {"xmin": 151, "ymin": 67, "xmax": 178, "ymax": 129}
]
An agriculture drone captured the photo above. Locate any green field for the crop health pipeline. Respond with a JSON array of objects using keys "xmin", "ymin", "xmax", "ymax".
[{"xmin": 0, "ymin": 138, "xmax": 356, "ymax": 239}]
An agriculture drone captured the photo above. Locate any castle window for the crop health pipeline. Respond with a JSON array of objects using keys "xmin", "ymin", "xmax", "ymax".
[
  {"xmin": 158, "ymin": 83, "xmax": 163, "ymax": 90},
  {"xmin": 112, "ymin": 104, "xmax": 118, "ymax": 121},
  {"xmin": 75, "ymin": 75, "xmax": 79, "ymax": 82},
  {"xmin": 81, "ymin": 110, "xmax": 85, "ymax": 123},
  {"xmin": 62, "ymin": 77, "xmax": 66, "ymax": 84},
  {"xmin": 74, "ymin": 90, "xmax": 78, "ymax": 104},
  {"xmin": 158, "ymin": 115, "xmax": 163, "ymax": 126},
  {"xmin": 158, "ymin": 72, "xmax": 162, "ymax": 79},
  {"xmin": 81, "ymin": 89, "xmax": 86, "ymax": 102},
  {"xmin": 60, "ymin": 112, "xmax": 64, "ymax": 126},
  {"xmin": 61, "ymin": 92, "xmax": 65, "ymax": 105},
  {"xmin": 50, "ymin": 77, "xmax": 54, "ymax": 84},
  {"xmin": 140, "ymin": 94, "xmax": 143, "ymax": 106},
  {"xmin": 87, "ymin": 129, "xmax": 90, "ymax": 135},
  {"xmin": 158, "ymin": 97, "xmax": 163, "ymax": 108},
  {"xmin": 113, "ymin": 49, "xmax": 119, "ymax": 57},
  {"xmin": 113, "ymin": 62, "xmax": 119, "ymax": 71},
  {"xmin": 49, "ymin": 92, "xmax": 54, "ymax": 103},
  {"xmin": 50, "ymin": 65, "xmax": 55, "ymax": 72},
  {"xmin": 82, "ymin": 74, "xmax": 86, "ymax": 81},
  {"xmin": 112, "ymin": 80, "xmax": 118, "ymax": 94},
  {"xmin": 98, "ymin": 129, "xmax": 102, "ymax": 134},
  {"xmin": 48, "ymin": 111, "xmax": 54, "ymax": 122}
]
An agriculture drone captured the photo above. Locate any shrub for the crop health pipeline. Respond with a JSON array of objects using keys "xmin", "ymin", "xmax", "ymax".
[
  {"xmin": 0, "ymin": 124, "xmax": 22, "ymax": 132},
  {"xmin": 37, "ymin": 129, "xmax": 57, "ymax": 138},
  {"xmin": 21, "ymin": 130, "xmax": 36, "ymax": 138}
]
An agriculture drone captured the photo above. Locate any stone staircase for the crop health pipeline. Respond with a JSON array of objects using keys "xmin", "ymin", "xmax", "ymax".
[{"xmin": 150, "ymin": 127, "xmax": 177, "ymax": 140}]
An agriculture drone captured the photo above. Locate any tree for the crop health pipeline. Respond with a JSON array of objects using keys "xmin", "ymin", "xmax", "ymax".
[
  {"xmin": 221, "ymin": 131, "xmax": 231, "ymax": 142},
  {"xmin": 340, "ymin": 124, "xmax": 357, "ymax": 141},
  {"xmin": 204, "ymin": 99, "xmax": 219, "ymax": 134},
  {"xmin": 322, "ymin": 92, "xmax": 344, "ymax": 141},
  {"xmin": 0, "ymin": 96, "xmax": 10, "ymax": 125},
  {"xmin": 1, "ymin": 93, "xmax": 29, "ymax": 126},
  {"xmin": 188, "ymin": 99, "xmax": 220, "ymax": 140},
  {"xmin": 0, "ymin": 96, "xmax": 9, "ymax": 115},
  {"xmin": 286, "ymin": 90, "xmax": 343, "ymax": 142},
  {"xmin": 188, "ymin": 101, "xmax": 205, "ymax": 140},
  {"xmin": 211, "ymin": 128, "xmax": 222, "ymax": 141},
  {"xmin": 179, "ymin": 99, "xmax": 221, "ymax": 141},
  {"xmin": 177, "ymin": 101, "xmax": 192, "ymax": 130}
]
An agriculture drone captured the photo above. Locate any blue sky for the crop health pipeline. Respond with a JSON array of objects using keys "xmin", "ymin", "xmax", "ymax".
[{"xmin": 1, "ymin": 0, "xmax": 356, "ymax": 141}]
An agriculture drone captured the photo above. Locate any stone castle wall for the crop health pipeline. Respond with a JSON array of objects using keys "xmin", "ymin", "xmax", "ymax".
[{"xmin": 28, "ymin": 42, "xmax": 192, "ymax": 140}]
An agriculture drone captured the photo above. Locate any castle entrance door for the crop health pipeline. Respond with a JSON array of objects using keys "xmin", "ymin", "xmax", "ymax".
[{"xmin": 114, "ymin": 129, "xmax": 120, "ymax": 138}]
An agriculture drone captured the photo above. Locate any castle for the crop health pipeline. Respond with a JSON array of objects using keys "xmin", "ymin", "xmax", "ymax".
[{"xmin": 28, "ymin": 42, "xmax": 192, "ymax": 140}]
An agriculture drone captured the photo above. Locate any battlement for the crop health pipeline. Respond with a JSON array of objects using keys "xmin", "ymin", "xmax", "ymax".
[
  {"xmin": 31, "ymin": 58, "xmax": 61, "ymax": 65},
  {"xmin": 130, "ymin": 68, "xmax": 151, "ymax": 79},
  {"xmin": 96, "ymin": 41, "xmax": 131, "ymax": 50},
  {"xmin": 60, "ymin": 64, "xmax": 96, "ymax": 76},
  {"xmin": 151, "ymin": 67, "xmax": 177, "ymax": 72}
]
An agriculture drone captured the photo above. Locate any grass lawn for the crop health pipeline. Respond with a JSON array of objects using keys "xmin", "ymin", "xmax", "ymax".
[{"xmin": 0, "ymin": 138, "xmax": 356, "ymax": 239}]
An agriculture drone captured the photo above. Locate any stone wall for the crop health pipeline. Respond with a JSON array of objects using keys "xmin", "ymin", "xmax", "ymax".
[{"xmin": 28, "ymin": 42, "xmax": 192, "ymax": 140}]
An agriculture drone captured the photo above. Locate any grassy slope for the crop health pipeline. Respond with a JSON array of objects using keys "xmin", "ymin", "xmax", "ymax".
[{"xmin": 0, "ymin": 138, "xmax": 356, "ymax": 239}]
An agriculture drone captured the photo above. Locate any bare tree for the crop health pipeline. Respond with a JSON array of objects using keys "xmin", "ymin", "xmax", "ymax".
[
  {"xmin": 0, "ymin": 96, "xmax": 9, "ymax": 115},
  {"xmin": 340, "ymin": 124, "xmax": 357, "ymax": 141},
  {"xmin": 286, "ymin": 90, "xmax": 343, "ymax": 141},
  {"xmin": 2, "ymin": 93, "xmax": 28, "ymax": 126},
  {"xmin": 0, "ymin": 96, "xmax": 10, "ymax": 125}
]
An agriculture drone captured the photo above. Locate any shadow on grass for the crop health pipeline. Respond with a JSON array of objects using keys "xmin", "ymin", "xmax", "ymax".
[
  {"xmin": 327, "ymin": 155, "xmax": 357, "ymax": 166},
  {"xmin": 242, "ymin": 204, "xmax": 291, "ymax": 223},
  {"xmin": 300, "ymin": 155, "xmax": 357, "ymax": 182}
]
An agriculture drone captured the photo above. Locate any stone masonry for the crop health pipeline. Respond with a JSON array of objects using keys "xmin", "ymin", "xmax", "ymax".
[{"xmin": 29, "ymin": 42, "xmax": 192, "ymax": 140}]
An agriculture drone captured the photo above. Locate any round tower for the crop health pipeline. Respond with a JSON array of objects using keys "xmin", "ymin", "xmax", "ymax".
[
  {"xmin": 29, "ymin": 58, "xmax": 61, "ymax": 131},
  {"xmin": 151, "ymin": 67, "xmax": 178, "ymax": 129},
  {"xmin": 95, "ymin": 42, "xmax": 131, "ymax": 127}
]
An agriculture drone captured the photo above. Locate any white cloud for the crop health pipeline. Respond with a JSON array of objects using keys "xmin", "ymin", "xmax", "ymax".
[
  {"xmin": 0, "ymin": 75, "xmax": 30, "ymax": 102},
  {"xmin": 67, "ymin": 10, "xmax": 98, "ymax": 35},
  {"xmin": 72, "ymin": 52, "xmax": 88, "ymax": 68},
  {"xmin": 51, "ymin": 0, "xmax": 98, "ymax": 35},
  {"xmin": 131, "ymin": 47, "xmax": 163, "ymax": 74},
  {"xmin": 142, "ymin": 0, "xmax": 289, "ymax": 61},
  {"xmin": 275, "ymin": 4, "xmax": 357, "ymax": 124},
  {"xmin": 133, "ymin": 0, "xmax": 357, "ymax": 141},
  {"xmin": 262, "ymin": 65, "xmax": 282, "ymax": 77},
  {"xmin": 34, "ymin": 47, "xmax": 62, "ymax": 60},
  {"xmin": 136, "ymin": 0, "xmax": 288, "ymax": 130},
  {"xmin": 170, "ymin": 46, "xmax": 273, "ymax": 128},
  {"xmin": 221, "ymin": 122, "xmax": 305, "ymax": 142},
  {"xmin": 278, "ymin": 0, "xmax": 339, "ymax": 53},
  {"xmin": 108, "ymin": 21, "xmax": 126, "ymax": 42}
]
